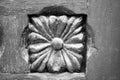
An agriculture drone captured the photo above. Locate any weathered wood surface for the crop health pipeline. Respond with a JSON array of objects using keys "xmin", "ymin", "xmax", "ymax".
[
  {"xmin": 0, "ymin": 0, "xmax": 87, "ymax": 15},
  {"xmin": 0, "ymin": 14, "xmax": 30, "ymax": 73},
  {"xmin": 87, "ymin": 0, "xmax": 120, "ymax": 80},
  {"xmin": 0, "ymin": 0, "xmax": 88, "ymax": 74},
  {"xmin": 0, "ymin": 73, "xmax": 86, "ymax": 80},
  {"xmin": 28, "ymin": 15, "xmax": 85, "ymax": 72},
  {"xmin": 0, "ymin": 0, "xmax": 119, "ymax": 80}
]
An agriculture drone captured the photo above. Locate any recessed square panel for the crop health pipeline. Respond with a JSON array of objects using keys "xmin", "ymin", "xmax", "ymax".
[{"xmin": 23, "ymin": 6, "xmax": 88, "ymax": 74}]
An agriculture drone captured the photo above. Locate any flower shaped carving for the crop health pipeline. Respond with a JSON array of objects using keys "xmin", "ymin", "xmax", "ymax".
[{"xmin": 28, "ymin": 15, "xmax": 85, "ymax": 72}]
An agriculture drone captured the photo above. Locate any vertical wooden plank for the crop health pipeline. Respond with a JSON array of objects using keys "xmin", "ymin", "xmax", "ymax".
[
  {"xmin": 0, "ymin": 14, "xmax": 29, "ymax": 73},
  {"xmin": 87, "ymin": 0, "xmax": 120, "ymax": 80}
]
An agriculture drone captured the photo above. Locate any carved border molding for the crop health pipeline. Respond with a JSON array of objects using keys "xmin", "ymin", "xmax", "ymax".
[{"xmin": 21, "ymin": 6, "xmax": 96, "ymax": 73}]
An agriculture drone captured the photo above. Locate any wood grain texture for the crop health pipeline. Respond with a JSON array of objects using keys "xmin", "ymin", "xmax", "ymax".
[{"xmin": 0, "ymin": 15, "xmax": 29, "ymax": 73}]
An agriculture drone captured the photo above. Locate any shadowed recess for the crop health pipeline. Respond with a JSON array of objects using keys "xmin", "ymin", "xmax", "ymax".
[{"xmin": 22, "ymin": 6, "xmax": 90, "ymax": 73}]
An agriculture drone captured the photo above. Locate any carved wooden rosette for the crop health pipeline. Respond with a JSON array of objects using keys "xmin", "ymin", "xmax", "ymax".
[{"xmin": 28, "ymin": 15, "xmax": 85, "ymax": 72}]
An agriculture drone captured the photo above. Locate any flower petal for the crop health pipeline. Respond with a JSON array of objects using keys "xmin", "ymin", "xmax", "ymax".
[
  {"xmin": 47, "ymin": 50, "xmax": 66, "ymax": 72},
  {"xmin": 66, "ymin": 26, "xmax": 83, "ymax": 40},
  {"xmin": 29, "ymin": 43, "xmax": 51, "ymax": 53},
  {"xmin": 30, "ymin": 51, "xmax": 48, "ymax": 71},
  {"xmin": 64, "ymin": 49, "xmax": 81, "ymax": 71},
  {"xmin": 47, "ymin": 50, "xmax": 55, "ymax": 72},
  {"xmin": 28, "ymin": 32, "xmax": 49, "ymax": 42},
  {"xmin": 48, "ymin": 16, "xmax": 58, "ymax": 37},
  {"xmin": 64, "ymin": 48, "xmax": 83, "ymax": 60},
  {"xmin": 56, "ymin": 15, "xmax": 68, "ymax": 37},
  {"xmin": 28, "ymin": 23, "xmax": 39, "ymax": 32},
  {"xmin": 39, "ymin": 16, "xmax": 54, "ymax": 38},
  {"xmin": 53, "ymin": 51, "xmax": 66, "ymax": 72},
  {"xmin": 61, "ymin": 17, "xmax": 76, "ymax": 38},
  {"xmin": 32, "ymin": 17, "xmax": 52, "ymax": 40},
  {"xmin": 61, "ymin": 50, "xmax": 73, "ymax": 72},
  {"xmin": 30, "ymin": 48, "xmax": 50, "ymax": 62},
  {"xmin": 65, "ymin": 33, "xmax": 84, "ymax": 44},
  {"xmin": 37, "ymin": 48, "xmax": 52, "ymax": 72},
  {"xmin": 59, "ymin": 51, "xmax": 66, "ymax": 69},
  {"xmin": 63, "ymin": 17, "xmax": 82, "ymax": 40},
  {"xmin": 64, "ymin": 43, "xmax": 84, "ymax": 53}
]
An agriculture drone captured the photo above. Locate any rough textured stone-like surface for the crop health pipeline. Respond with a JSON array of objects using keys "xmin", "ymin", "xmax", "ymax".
[
  {"xmin": 0, "ymin": 0, "xmax": 87, "ymax": 74},
  {"xmin": 28, "ymin": 15, "xmax": 85, "ymax": 73},
  {"xmin": 0, "ymin": 0, "xmax": 87, "ymax": 15},
  {"xmin": 87, "ymin": 0, "xmax": 120, "ymax": 80},
  {"xmin": 0, "ymin": 0, "xmax": 120, "ymax": 80},
  {"xmin": 0, "ymin": 14, "xmax": 30, "ymax": 73},
  {"xmin": 0, "ymin": 73, "xmax": 86, "ymax": 80}
]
